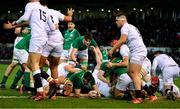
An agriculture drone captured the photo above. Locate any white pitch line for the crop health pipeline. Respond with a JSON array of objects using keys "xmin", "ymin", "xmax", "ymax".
[{"xmin": 0, "ymin": 96, "xmax": 27, "ymax": 98}]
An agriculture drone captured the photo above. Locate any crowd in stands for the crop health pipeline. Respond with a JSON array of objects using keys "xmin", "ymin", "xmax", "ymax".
[{"xmin": 0, "ymin": 15, "xmax": 179, "ymax": 65}]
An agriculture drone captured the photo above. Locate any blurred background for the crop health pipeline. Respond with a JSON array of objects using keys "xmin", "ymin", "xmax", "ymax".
[{"xmin": 0, "ymin": 0, "xmax": 179, "ymax": 65}]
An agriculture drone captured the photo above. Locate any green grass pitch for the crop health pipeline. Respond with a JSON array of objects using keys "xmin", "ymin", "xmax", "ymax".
[{"xmin": 0, "ymin": 64, "xmax": 180, "ymax": 108}]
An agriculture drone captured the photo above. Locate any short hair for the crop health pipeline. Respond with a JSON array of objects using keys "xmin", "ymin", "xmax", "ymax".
[
  {"xmin": 40, "ymin": 0, "xmax": 48, "ymax": 5},
  {"xmin": 116, "ymin": 12, "xmax": 127, "ymax": 21},
  {"xmin": 153, "ymin": 50, "xmax": 163, "ymax": 55},
  {"xmin": 84, "ymin": 71, "xmax": 94, "ymax": 82},
  {"xmin": 84, "ymin": 32, "xmax": 93, "ymax": 41}
]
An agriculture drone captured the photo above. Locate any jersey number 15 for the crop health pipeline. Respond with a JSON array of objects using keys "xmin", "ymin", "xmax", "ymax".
[{"xmin": 39, "ymin": 9, "xmax": 46, "ymax": 22}]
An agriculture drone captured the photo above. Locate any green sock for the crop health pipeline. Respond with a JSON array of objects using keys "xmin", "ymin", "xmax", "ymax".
[
  {"xmin": 11, "ymin": 70, "xmax": 24, "ymax": 87},
  {"xmin": 24, "ymin": 72, "xmax": 30, "ymax": 87},
  {"xmin": 0, "ymin": 75, "xmax": 8, "ymax": 85}
]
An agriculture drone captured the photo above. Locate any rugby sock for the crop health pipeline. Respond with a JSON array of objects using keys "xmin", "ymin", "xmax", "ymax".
[
  {"xmin": 24, "ymin": 72, "xmax": 30, "ymax": 87},
  {"xmin": 135, "ymin": 90, "xmax": 142, "ymax": 98},
  {"xmin": 33, "ymin": 69, "xmax": 43, "ymax": 91},
  {"xmin": 143, "ymin": 85, "xmax": 154, "ymax": 96},
  {"xmin": 41, "ymin": 71, "xmax": 50, "ymax": 80},
  {"xmin": 11, "ymin": 70, "xmax": 24, "ymax": 87},
  {"xmin": 0, "ymin": 75, "xmax": 8, "ymax": 85},
  {"xmin": 123, "ymin": 91, "xmax": 132, "ymax": 100}
]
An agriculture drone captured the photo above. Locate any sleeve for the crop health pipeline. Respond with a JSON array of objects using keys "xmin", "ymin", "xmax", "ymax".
[
  {"xmin": 16, "ymin": 3, "xmax": 32, "ymax": 23},
  {"xmin": 57, "ymin": 11, "xmax": 65, "ymax": 21},
  {"xmin": 121, "ymin": 24, "xmax": 128, "ymax": 36},
  {"xmin": 74, "ymin": 30, "xmax": 81, "ymax": 38},
  {"xmin": 120, "ymin": 44, "xmax": 129, "ymax": 57},
  {"xmin": 90, "ymin": 39, "xmax": 97, "ymax": 47},
  {"xmin": 72, "ymin": 38, "xmax": 80, "ymax": 49},
  {"xmin": 152, "ymin": 58, "xmax": 158, "ymax": 76}
]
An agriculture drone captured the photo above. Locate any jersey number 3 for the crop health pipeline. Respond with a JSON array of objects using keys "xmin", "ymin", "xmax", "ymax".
[{"xmin": 39, "ymin": 9, "xmax": 46, "ymax": 22}]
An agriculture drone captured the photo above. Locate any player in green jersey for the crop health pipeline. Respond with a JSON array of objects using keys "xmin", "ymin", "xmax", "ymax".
[
  {"xmin": 70, "ymin": 33, "xmax": 102, "ymax": 69},
  {"xmin": 61, "ymin": 22, "xmax": 81, "ymax": 62}
]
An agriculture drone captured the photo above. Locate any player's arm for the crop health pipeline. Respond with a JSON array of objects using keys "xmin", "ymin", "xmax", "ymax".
[
  {"xmin": 151, "ymin": 59, "xmax": 158, "ymax": 77},
  {"xmin": 16, "ymin": 3, "xmax": 32, "ymax": 24},
  {"xmin": 64, "ymin": 65, "xmax": 81, "ymax": 73},
  {"xmin": 95, "ymin": 46, "xmax": 103, "ymax": 62},
  {"xmin": 98, "ymin": 70, "xmax": 110, "ymax": 85},
  {"xmin": 109, "ymin": 56, "xmax": 129, "ymax": 67},
  {"xmin": 92, "ymin": 85, "xmax": 101, "ymax": 96},
  {"xmin": 3, "ymin": 21, "xmax": 29, "ymax": 29},
  {"xmin": 90, "ymin": 46, "xmax": 101, "ymax": 66},
  {"xmin": 74, "ymin": 89, "xmax": 89, "ymax": 97},
  {"xmin": 70, "ymin": 48, "xmax": 78, "ymax": 62},
  {"xmin": 108, "ymin": 34, "xmax": 127, "ymax": 57}
]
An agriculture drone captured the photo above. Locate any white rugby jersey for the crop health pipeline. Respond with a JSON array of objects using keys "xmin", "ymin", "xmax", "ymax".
[
  {"xmin": 46, "ymin": 9, "xmax": 65, "ymax": 45},
  {"xmin": 121, "ymin": 23, "xmax": 147, "ymax": 55},
  {"xmin": 152, "ymin": 54, "xmax": 178, "ymax": 72},
  {"xmin": 119, "ymin": 44, "xmax": 130, "ymax": 57},
  {"xmin": 16, "ymin": 2, "xmax": 55, "ymax": 39}
]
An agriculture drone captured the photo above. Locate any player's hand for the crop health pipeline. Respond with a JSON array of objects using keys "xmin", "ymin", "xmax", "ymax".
[
  {"xmin": 90, "ymin": 46, "xmax": 96, "ymax": 52},
  {"xmin": 107, "ymin": 62, "xmax": 113, "ymax": 68},
  {"xmin": 3, "ymin": 21, "xmax": 14, "ymax": 29},
  {"xmin": 67, "ymin": 8, "xmax": 74, "ymax": 16},
  {"xmin": 108, "ymin": 49, "xmax": 113, "ymax": 58}
]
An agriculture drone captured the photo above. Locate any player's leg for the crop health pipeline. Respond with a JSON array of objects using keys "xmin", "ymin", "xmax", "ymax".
[
  {"xmin": 128, "ymin": 56, "xmax": 144, "ymax": 104},
  {"xmin": 163, "ymin": 66, "xmax": 180, "ymax": 100},
  {"xmin": 49, "ymin": 45, "xmax": 63, "ymax": 79},
  {"xmin": 11, "ymin": 49, "xmax": 29, "ymax": 89},
  {"xmin": 0, "ymin": 61, "xmax": 18, "ymax": 88},
  {"xmin": 114, "ymin": 74, "xmax": 133, "ymax": 100}
]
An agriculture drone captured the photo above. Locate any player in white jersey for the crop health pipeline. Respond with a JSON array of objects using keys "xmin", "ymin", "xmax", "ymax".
[
  {"xmin": 152, "ymin": 51, "xmax": 180, "ymax": 100},
  {"xmin": 40, "ymin": 7, "xmax": 73, "ymax": 80},
  {"xmin": 108, "ymin": 13, "xmax": 156, "ymax": 104},
  {"xmin": 13, "ymin": 0, "xmax": 56, "ymax": 101}
]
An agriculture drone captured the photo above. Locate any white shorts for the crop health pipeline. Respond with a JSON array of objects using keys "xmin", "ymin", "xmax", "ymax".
[
  {"xmin": 29, "ymin": 38, "xmax": 47, "ymax": 54},
  {"xmin": 77, "ymin": 49, "xmax": 88, "ymax": 59},
  {"xmin": 61, "ymin": 49, "xmax": 70, "ymax": 60},
  {"xmin": 115, "ymin": 73, "xmax": 134, "ymax": 91},
  {"xmin": 92, "ymin": 69, "xmax": 112, "ymax": 97},
  {"xmin": 130, "ymin": 55, "xmax": 146, "ymax": 65},
  {"xmin": 42, "ymin": 43, "xmax": 63, "ymax": 57},
  {"xmin": 15, "ymin": 49, "xmax": 29, "ymax": 64},
  {"xmin": 162, "ymin": 66, "xmax": 179, "ymax": 85},
  {"xmin": 130, "ymin": 49, "xmax": 147, "ymax": 65},
  {"xmin": 12, "ymin": 48, "xmax": 19, "ymax": 64}
]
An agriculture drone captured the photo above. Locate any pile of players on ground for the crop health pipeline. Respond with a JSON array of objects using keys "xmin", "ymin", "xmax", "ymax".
[{"xmin": 0, "ymin": 0, "xmax": 180, "ymax": 103}]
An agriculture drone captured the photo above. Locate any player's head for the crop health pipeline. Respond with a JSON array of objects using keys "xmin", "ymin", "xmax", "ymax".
[
  {"xmin": 83, "ymin": 71, "xmax": 94, "ymax": 84},
  {"xmin": 29, "ymin": 0, "xmax": 40, "ymax": 2},
  {"xmin": 153, "ymin": 50, "xmax": 163, "ymax": 57},
  {"xmin": 14, "ymin": 27, "xmax": 22, "ymax": 35},
  {"xmin": 115, "ymin": 12, "xmax": 127, "ymax": 27},
  {"xmin": 21, "ymin": 27, "xmax": 31, "ymax": 35},
  {"xmin": 84, "ymin": 32, "xmax": 93, "ymax": 47},
  {"xmin": 67, "ymin": 22, "xmax": 75, "ymax": 31},
  {"xmin": 40, "ymin": 0, "xmax": 48, "ymax": 6}
]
